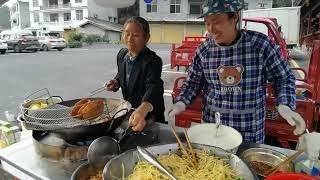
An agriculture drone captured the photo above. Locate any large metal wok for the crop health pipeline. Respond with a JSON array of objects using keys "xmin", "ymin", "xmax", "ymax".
[
  {"xmin": 19, "ymin": 98, "xmax": 132, "ymax": 142},
  {"xmin": 103, "ymin": 143, "xmax": 259, "ymax": 180}
]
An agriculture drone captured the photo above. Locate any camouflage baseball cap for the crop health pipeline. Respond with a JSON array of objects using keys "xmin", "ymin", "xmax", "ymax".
[{"xmin": 199, "ymin": 0, "xmax": 245, "ymax": 18}]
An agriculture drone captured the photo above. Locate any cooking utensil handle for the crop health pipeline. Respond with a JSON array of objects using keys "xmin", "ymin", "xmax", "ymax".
[
  {"xmin": 215, "ymin": 112, "xmax": 221, "ymax": 136},
  {"xmin": 137, "ymin": 146, "xmax": 177, "ymax": 180},
  {"xmin": 118, "ymin": 126, "xmax": 134, "ymax": 143},
  {"xmin": 107, "ymin": 108, "xmax": 129, "ymax": 134}
]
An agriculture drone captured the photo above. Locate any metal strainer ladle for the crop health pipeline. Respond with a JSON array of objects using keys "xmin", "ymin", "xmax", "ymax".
[{"xmin": 87, "ymin": 108, "xmax": 132, "ymax": 165}]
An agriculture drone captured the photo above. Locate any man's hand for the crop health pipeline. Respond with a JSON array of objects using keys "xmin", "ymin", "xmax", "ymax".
[
  {"xmin": 277, "ymin": 104, "xmax": 306, "ymax": 135},
  {"xmin": 168, "ymin": 101, "xmax": 186, "ymax": 119},
  {"xmin": 104, "ymin": 79, "xmax": 119, "ymax": 92},
  {"xmin": 297, "ymin": 132, "xmax": 320, "ymax": 160},
  {"xmin": 129, "ymin": 102, "xmax": 153, "ymax": 131}
]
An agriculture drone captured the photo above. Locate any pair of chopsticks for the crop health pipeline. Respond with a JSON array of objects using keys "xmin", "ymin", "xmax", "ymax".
[
  {"xmin": 170, "ymin": 126, "xmax": 198, "ymax": 168},
  {"xmin": 90, "ymin": 87, "xmax": 105, "ymax": 97},
  {"xmin": 264, "ymin": 149, "xmax": 304, "ymax": 176}
]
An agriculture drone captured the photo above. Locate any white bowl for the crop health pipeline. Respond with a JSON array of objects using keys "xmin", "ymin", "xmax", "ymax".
[{"xmin": 187, "ymin": 123, "xmax": 243, "ymax": 154}]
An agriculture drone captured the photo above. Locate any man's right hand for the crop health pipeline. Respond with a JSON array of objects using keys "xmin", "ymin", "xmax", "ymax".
[
  {"xmin": 104, "ymin": 79, "xmax": 119, "ymax": 92},
  {"xmin": 168, "ymin": 101, "xmax": 186, "ymax": 119}
]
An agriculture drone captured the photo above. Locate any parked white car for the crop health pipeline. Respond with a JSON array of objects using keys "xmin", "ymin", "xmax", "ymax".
[
  {"xmin": 0, "ymin": 39, "xmax": 8, "ymax": 54},
  {"xmin": 38, "ymin": 36, "xmax": 67, "ymax": 51}
]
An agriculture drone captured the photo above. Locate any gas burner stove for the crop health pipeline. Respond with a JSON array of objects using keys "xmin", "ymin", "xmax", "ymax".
[
  {"xmin": 32, "ymin": 128, "xmax": 159, "ymax": 162},
  {"xmin": 32, "ymin": 130, "xmax": 90, "ymax": 162}
]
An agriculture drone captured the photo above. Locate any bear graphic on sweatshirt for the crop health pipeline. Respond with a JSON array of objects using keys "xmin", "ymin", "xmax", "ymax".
[{"xmin": 217, "ymin": 65, "xmax": 244, "ymax": 86}]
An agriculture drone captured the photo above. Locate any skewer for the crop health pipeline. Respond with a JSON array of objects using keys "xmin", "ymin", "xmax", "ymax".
[
  {"xmin": 170, "ymin": 126, "xmax": 196, "ymax": 168},
  {"xmin": 90, "ymin": 87, "xmax": 105, "ymax": 97},
  {"xmin": 264, "ymin": 149, "xmax": 304, "ymax": 176},
  {"xmin": 183, "ymin": 128, "xmax": 198, "ymax": 167}
]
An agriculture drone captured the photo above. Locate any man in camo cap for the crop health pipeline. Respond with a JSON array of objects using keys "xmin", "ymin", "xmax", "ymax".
[{"xmin": 169, "ymin": 0, "xmax": 318, "ymax": 160}]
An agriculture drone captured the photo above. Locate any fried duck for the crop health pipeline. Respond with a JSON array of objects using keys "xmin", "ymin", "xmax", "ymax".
[{"xmin": 71, "ymin": 99, "xmax": 104, "ymax": 120}]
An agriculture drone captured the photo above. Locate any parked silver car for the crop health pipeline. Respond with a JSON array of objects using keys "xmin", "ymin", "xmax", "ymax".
[
  {"xmin": 0, "ymin": 39, "xmax": 8, "ymax": 54},
  {"xmin": 38, "ymin": 36, "xmax": 67, "ymax": 51}
]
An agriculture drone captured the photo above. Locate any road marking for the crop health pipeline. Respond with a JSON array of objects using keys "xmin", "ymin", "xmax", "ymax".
[
  {"xmin": 162, "ymin": 70, "xmax": 187, "ymax": 75},
  {"xmin": 290, "ymin": 59, "xmax": 304, "ymax": 78},
  {"xmin": 162, "ymin": 64, "xmax": 171, "ymax": 68},
  {"xmin": 164, "ymin": 90, "xmax": 173, "ymax": 93},
  {"xmin": 164, "ymin": 92, "xmax": 172, "ymax": 97}
]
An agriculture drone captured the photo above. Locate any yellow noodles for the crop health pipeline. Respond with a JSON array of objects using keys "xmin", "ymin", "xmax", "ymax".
[
  {"xmin": 88, "ymin": 170, "xmax": 102, "ymax": 180},
  {"xmin": 127, "ymin": 149, "xmax": 238, "ymax": 180}
]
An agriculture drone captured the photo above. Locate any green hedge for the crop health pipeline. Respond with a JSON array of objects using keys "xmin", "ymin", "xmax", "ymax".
[
  {"xmin": 68, "ymin": 41, "xmax": 82, "ymax": 48},
  {"xmin": 69, "ymin": 32, "xmax": 84, "ymax": 42},
  {"xmin": 68, "ymin": 32, "xmax": 111, "ymax": 47}
]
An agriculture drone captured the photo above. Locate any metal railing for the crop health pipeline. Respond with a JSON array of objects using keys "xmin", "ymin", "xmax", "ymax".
[{"xmin": 40, "ymin": 3, "xmax": 71, "ymax": 10}]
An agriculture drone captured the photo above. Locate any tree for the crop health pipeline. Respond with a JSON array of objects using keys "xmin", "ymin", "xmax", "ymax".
[{"xmin": 272, "ymin": 0, "xmax": 293, "ymax": 8}]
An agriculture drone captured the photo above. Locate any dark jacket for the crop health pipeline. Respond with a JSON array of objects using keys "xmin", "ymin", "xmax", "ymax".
[{"xmin": 114, "ymin": 47, "xmax": 165, "ymax": 123}]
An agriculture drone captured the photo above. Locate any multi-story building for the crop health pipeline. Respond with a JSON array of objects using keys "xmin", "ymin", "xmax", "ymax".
[
  {"xmin": 29, "ymin": 0, "xmax": 118, "ymax": 35},
  {"xmin": 0, "ymin": 6, "xmax": 11, "ymax": 31},
  {"xmin": 140, "ymin": 0, "xmax": 272, "ymax": 43},
  {"xmin": 244, "ymin": 0, "xmax": 272, "ymax": 10},
  {"xmin": 5, "ymin": 0, "xmax": 30, "ymax": 30}
]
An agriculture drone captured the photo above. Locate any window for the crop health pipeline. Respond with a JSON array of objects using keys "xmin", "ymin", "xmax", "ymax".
[
  {"xmin": 76, "ymin": 10, "xmax": 83, "ymax": 20},
  {"xmin": 64, "ymin": 13, "xmax": 71, "ymax": 21},
  {"xmin": 258, "ymin": 3, "xmax": 265, "ymax": 8},
  {"xmin": 49, "ymin": 0, "xmax": 58, "ymax": 6},
  {"xmin": 75, "ymin": 0, "xmax": 82, "ymax": 3},
  {"xmin": 63, "ymin": 0, "xmax": 70, "ymax": 4},
  {"xmin": 146, "ymin": 0, "xmax": 157, "ymax": 13},
  {"xmin": 189, "ymin": 3, "xmax": 201, "ymax": 15},
  {"xmin": 244, "ymin": 2, "xmax": 248, "ymax": 10},
  {"xmin": 170, "ymin": 0, "xmax": 181, "ymax": 13},
  {"xmin": 34, "ymin": 12, "xmax": 39, "ymax": 22},
  {"xmin": 33, "ymin": 0, "xmax": 38, "ymax": 7},
  {"xmin": 49, "ymin": 13, "xmax": 59, "ymax": 22}
]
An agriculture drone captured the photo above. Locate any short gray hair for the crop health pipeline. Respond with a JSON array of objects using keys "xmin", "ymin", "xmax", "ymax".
[{"xmin": 124, "ymin": 16, "xmax": 150, "ymax": 35}]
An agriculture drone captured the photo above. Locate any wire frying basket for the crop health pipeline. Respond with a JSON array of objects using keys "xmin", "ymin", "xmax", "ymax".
[{"xmin": 20, "ymin": 89, "xmax": 131, "ymax": 131}]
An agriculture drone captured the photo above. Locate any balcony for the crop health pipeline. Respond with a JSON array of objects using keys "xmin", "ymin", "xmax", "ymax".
[
  {"xmin": 40, "ymin": 3, "xmax": 71, "ymax": 11},
  {"xmin": 42, "ymin": 20, "xmax": 73, "ymax": 27},
  {"xmin": 63, "ymin": 21, "xmax": 72, "ymax": 26},
  {"xmin": 43, "ymin": 21, "xmax": 61, "ymax": 25}
]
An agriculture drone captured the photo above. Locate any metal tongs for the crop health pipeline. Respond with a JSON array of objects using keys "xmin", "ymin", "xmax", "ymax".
[
  {"xmin": 137, "ymin": 146, "xmax": 177, "ymax": 180},
  {"xmin": 215, "ymin": 112, "xmax": 221, "ymax": 136}
]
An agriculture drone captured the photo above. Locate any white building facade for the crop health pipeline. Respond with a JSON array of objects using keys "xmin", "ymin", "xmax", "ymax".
[
  {"xmin": 139, "ymin": 0, "xmax": 273, "ymax": 21},
  {"xmin": 28, "ymin": 0, "xmax": 117, "ymax": 34},
  {"xmin": 6, "ymin": 0, "xmax": 30, "ymax": 30}
]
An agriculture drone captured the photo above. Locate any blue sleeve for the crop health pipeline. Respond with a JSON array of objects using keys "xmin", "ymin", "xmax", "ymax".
[
  {"xmin": 263, "ymin": 38, "xmax": 296, "ymax": 110},
  {"xmin": 176, "ymin": 49, "xmax": 204, "ymax": 106}
]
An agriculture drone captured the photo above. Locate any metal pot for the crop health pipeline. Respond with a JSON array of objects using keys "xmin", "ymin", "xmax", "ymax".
[
  {"xmin": 19, "ymin": 98, "xmax": 132, "ymax": 142},
  {"xmin": 240, "ymin": 148, "xmax": 294, "ymax": 177},
  {"xmin": 103, "ymin": 143, "xmax": 258, "ymax": 180},
  {"xmin": 71, "ymin": 158, "xmax": 110, "ymax": 180}
]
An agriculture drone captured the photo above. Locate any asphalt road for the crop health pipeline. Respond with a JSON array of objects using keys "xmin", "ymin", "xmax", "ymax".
[{"xmin": 0, "ymin": 44, "xmax": 186, "ymax": 122}]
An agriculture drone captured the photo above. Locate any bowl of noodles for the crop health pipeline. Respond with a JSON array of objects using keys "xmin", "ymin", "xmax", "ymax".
[
  {"xmin": 103, "ymin": 143, "xmax": 258, "ymax": 180},
  {"xmin": 71, "ymin": 158, "xmax": 109, "ymax": 180}
]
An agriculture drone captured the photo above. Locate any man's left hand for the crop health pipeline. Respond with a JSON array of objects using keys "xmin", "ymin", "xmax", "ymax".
[
  {"xmin": 129, "ymin": 110, "xmax": 147, "ymax": 131},
  {"xmin": 277, "ymin": 104, "xmax": 306, "ymax": 135},
  {"xmin": 128, "ymin": 102, "xmax": 153, "ymax": 132}
]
